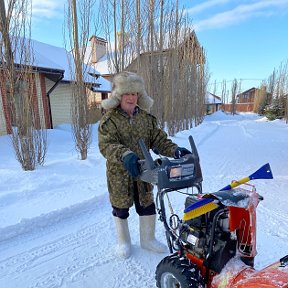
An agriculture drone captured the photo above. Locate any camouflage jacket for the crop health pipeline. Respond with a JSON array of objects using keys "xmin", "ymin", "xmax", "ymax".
[{"xmin": 98, "ymin": 106, "xmax": 177, "ymax": 209}]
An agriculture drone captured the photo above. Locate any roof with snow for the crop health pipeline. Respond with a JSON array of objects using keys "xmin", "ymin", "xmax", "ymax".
[
  {"xmin": 205, "ymin": 92, "xmax": 222, "ymax": 104},
  {"xmin": 86, "ymin": 30, "xmax": 203, "ymax": 76},
  {"xmin": 1, "ymin": 36, "xmax": 112, "ymax": 93},
  {"xmin": 31, "ymin": 40, "xmax": 112, "ymax": 92}
]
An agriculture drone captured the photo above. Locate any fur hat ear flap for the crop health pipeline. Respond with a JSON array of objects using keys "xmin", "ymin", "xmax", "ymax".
[
  {"xmin": 138, "ymin": 90, "xmax": 154, "ymax": 111},
  {"xmin": 101, "ymin": 96, "xmax": 120, "ymax": 110},
  {"xmin": 101, "ymin": 71, "xmax": 154, "ymax": 111}
]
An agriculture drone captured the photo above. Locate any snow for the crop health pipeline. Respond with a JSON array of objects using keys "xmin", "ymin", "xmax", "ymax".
[
  {"xmin": 94, "ymin": 75, "xmax": 112, "ymax": 92},
  {"xmin": 92, "ymin": 53, "xmax": 113, "ymax": 75},
  {"xmin": 0, "ymin": 111, "xmax": 288, "ymax": 287},
  {"xmin": 32, "ymin": 39, "xmax": 88, "ymax": 82},
  {"xmin": 9, "ymin": 37, "xmax": 112, "ymax": 92}
]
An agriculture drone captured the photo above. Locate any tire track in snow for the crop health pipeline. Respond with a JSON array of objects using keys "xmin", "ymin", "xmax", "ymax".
[
  {"xmin": 0, "ymin": 191, "xmax": 164, "ymax": 288},
  {"xmin": 255, "ymin": 203, "xmax": 288, "ymax": 269},
  {"xmin": 195, "ymin": 122, "xmax": 220, "ymax": 147},
  {"xmin": 258, "ymin": 204, "xmax": 288, "ymax": 239},
  {"xmin": 0, "ymin": 192, "xmax": 116, "ymax": 288},
  {"xmin": 117, "ymin": 254, "xmax": 159, "ymax": 288},
  {"xmin": 196, "ymin": 121, "xmax": 238, "ymax": 179}
]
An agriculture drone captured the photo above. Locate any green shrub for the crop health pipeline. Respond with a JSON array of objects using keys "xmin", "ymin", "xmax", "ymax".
[{"xmin": 264, "ymin": 97, "xmax": 285, "ymax": 120}]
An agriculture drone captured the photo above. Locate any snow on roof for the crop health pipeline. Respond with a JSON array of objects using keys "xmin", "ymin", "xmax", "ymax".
[
  {"xmin": 93, "ymin": 75, "xmax": 111, "ymax": 92},
  {"xmin": 31, "ymin": 39, "xmax": 103, "ymax": 84},
  {"xmin": 93, "ymin": 53, "xmax": 114, "ymax": 75},
  {"xmin": 1, "ymin": 36, "xmax": 112, "ymax": 92},
  {"xmin": 31, "ymin": 40, "xmax": 66, "ymax": 72},
  {"xmin": 205, "ymin": 92, "xmax": 222, "ymax": 104},
  {"xmin": 87, "ymin": 30, "xmax": 200, "ymax": 76},
  {"xmin": 82, "ymin": 41, "xmax": 115, "ymax": 75}
]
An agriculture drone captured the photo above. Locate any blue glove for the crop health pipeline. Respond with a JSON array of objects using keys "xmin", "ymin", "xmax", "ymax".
[
  {"xmin": 174, "ymin": 147, "xmax": 192, "ymax": 159},
  {"xmin": 122, "ymin": 152, "xmax": 140, "ymax": 177}
]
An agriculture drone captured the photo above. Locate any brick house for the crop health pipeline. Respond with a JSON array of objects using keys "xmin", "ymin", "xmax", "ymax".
[
  {"xmin": 0, "ymin": 39, "xmax": 111, "ymax": 136},
  {"xmin": 0, "ymin": 62, "xmax": 65, "ymax": 135},
  {"xmin": 233, "ymin": 87, "xmax": 258, "ymax": 111},
  {"xmin": 222, "ymin": 87, "xmax": 272, "ymax": 113},
  {"xmin": 237, "ymin": 87, "xmax": 258, "ymax": 104}
]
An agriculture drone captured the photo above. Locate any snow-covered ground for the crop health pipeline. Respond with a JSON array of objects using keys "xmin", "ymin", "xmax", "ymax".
[{"xmin": 0, "ymin": 111, "xmax": 287, "ymax": 287}]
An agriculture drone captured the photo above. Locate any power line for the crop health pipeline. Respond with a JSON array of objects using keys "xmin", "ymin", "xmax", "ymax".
[{"xmin": 207, "ymin": 78, "xmax": 264, "ymax": 87}]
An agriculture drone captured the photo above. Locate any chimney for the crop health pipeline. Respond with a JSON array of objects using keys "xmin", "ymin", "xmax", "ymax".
[{"xmin": 89, "ymin": 35, "xmax": 107, "ymax": 64}]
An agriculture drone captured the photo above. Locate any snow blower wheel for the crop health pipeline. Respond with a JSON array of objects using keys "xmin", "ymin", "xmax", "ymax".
[{"xmin": 155, "ymin": 254, "xmax": 205, "ymax": 288}]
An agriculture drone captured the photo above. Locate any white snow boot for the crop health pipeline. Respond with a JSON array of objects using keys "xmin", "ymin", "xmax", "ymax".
[
  {"xmin": 113, "ymin": 216, "xmax": 131, "ymax": 259},
  {"xmin": 139, "ymin": 215, "xmax": 167, "ymax": 253}
]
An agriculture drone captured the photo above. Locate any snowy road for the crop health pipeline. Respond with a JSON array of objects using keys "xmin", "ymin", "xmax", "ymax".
[
  {"xmin": 0, "ymin": 193, "xmax": 165, "ymax": 288},
  {"xmin": 0, "ymin": 112, "xmax": 287, "ymax": 287}
]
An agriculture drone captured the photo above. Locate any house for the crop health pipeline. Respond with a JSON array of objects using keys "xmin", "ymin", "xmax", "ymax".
[
  {"xmin": 126, "ymin": 31, "xmax": 205, "ymax": 74},
  {"xmin": 236, "ymin": 87, "xmax": 272, "ymax": 112},
  {"xmin": 235, "ymin": 87, "xmax": 258, "ymax": 112},
  {"xmin": 221, "ymin": 87, "xmax": 272, "ymax": 113},
  {"xmin": 237, "ymin": 87, "xmax": 257, "ymax": 104},
  {"xmin": 0, "ymin": 44, "xmax": 65, "ymax": 135},
  {"xmin": 83, "ymin": 36, "xmax": 114, "ymax": 108},
  {"xmin": 205, "ymin": 92, "xmax": 222, "ymax": 114},
  {"xmin": 84, "ymin": 30, "xmax": 204, "ymax": 85},
  {"xmin": 81, "ymin": 31, "xmax": 205, "ymax": 113},
  {"xmin": 0, "ymin": 39, "xmax": 112, "ymax": 136}
]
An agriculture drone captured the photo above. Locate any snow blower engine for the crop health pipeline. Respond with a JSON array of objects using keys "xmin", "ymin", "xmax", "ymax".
[{"xmin": 138, "ymin": 136, "xmax": 288, "ymax": 288}]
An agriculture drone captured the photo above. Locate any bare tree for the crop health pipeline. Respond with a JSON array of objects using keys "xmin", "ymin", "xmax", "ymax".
[
  {"xmin": 220, "ymin": 80, "xmax": 227, "ymax": 109},
  {"xmin": 99, "ymin": 0, "xmax": 208, "ymax": 135},
  {"xmin": 65, "ymin": 0, "xmax": 97, "ymax": 160},
  {"xmin": 230, "ymin": 79, "xmax": 240, "ymax": 115},
  {"xmin": 253, "ymin": 84, "xmax": 269, "ymax": 115},
  {"xmin": 99, "ymin": 0, "xmax": 134, "ymax": 74},
  {"xmin": 0, "ymin": 0, "xmax": 47, "ymax": 170}
]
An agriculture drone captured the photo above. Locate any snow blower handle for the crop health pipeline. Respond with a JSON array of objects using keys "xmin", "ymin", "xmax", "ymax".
[
  {"xmin": 138, "ymin": 136, "xmax": 203, "ymax": 191},
  {"xmin": 138, "ymin": 139, "xmax": 156, "ymax": 170},
  {"xmin": 188, "ymin": 135, "xmax": 200, "ymax": 162}
]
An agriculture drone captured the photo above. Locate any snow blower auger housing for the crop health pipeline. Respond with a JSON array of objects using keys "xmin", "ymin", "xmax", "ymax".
[{"xmin": 138, "ymin": 136, "xmax": 288, "ymax": 288}]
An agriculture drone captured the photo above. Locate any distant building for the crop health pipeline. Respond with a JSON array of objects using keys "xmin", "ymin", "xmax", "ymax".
[
  {"xmin": 85, "ymin": 36, "xmax": 113, "ymax": 82},
  {"xmin": 205, "ymin": 92, "xmax": 222, "ymax": 114},
  {"xmin": 237, "ymin": 87, "xmax": 257, "ymax": 104},
  {"xmin": 222, "ymin": 87, "xmax": 272, "ymax": 113}
]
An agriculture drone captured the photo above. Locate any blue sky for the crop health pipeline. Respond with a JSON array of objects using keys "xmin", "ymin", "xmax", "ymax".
[{"xmin": 30, "ymin": 0, "xmax": 288, "ymax": 94}]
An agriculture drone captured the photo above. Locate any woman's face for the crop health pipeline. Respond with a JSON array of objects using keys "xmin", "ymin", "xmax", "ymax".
[{"xmin": 120, "ymin": 92, "xmax": 138, "ymax": 115}]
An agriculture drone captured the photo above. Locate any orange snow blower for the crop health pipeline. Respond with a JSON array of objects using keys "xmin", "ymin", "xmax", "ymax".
[{"xmin": 138, "ymin": 136, "xmax": 288, "ymax": 288}]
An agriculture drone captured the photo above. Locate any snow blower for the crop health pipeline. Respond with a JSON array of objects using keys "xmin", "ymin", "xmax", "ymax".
[{"xmin": 138, "ymin": 136, "xmax": 288, "ymax": 288}]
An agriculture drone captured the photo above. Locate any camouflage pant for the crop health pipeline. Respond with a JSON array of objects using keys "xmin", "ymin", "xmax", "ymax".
[{"xmin": 112, "ymin": 181, "xmax": 156, "ymax": 219}]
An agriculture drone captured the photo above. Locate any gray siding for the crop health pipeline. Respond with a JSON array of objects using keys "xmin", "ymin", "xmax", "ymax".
[
  {"xmin": 0, "ymin": 95, "xmax": 7, "ymax": 136},
  {"xmin": 49, "ymin": 82, "xmax": 73, "ymax": 126}
]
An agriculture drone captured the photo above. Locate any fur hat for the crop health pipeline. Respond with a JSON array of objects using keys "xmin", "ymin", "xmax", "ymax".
[{"xmin": 101, "ymin": 71, "xmax": 154, "ymax": 111}]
